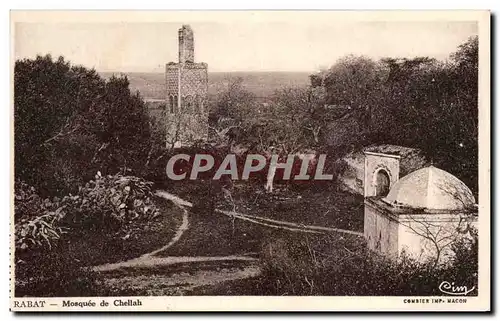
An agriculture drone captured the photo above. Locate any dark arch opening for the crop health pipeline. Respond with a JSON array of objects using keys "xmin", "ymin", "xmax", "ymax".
[
  {"xmin": 169, "ymin": 95, "xmax": 174, "ymax": 113},
  {"xmin": 185, "ymin": 95, "xmax": 193, "ymax": 113},
  {"xmin": 173, "ymin": 95, "xmax": 178, "ymax": 112},
  {"xmin": 375, "ymin": 169, "xmax": 390, "ymax": 197}
]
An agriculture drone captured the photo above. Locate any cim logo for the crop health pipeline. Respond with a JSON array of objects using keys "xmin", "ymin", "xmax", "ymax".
[{"xmin": 438, "ymin": 281, "xmax": 475, "ymax": 296}]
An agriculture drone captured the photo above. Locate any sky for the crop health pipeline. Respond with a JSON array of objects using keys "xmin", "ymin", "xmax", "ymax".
[{"xmin": 14, "ymin": 20, "xmax": 477, "ymax": 73}]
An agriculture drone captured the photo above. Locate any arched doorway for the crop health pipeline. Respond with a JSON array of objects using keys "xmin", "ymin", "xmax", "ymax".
[
  {"xmin": 185, "ymin": 95, "xmax": 193, "ymax": 113},
  {"xmin": 173, "ymin": 95, "xmax": 178, "ymax": 112},
  {"xmin": 363, "ymin": 151, "xmax": 400, "ymax": 198},
  {"xmin": 375, "ymin": 169, "xmax": 390, "ymax": 197},
  {"xmin": 169, "ymin": 95, "xmax": 174, "ymax": 113}
]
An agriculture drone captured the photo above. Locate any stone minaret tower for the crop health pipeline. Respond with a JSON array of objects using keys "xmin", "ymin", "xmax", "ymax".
[
  {"xmin": 165, "ymin": 24, "xmax": 208, "ymax": 147},
  {"xmin": 178, "ymin": 25, "xmax": 194, "ymax": 63}
]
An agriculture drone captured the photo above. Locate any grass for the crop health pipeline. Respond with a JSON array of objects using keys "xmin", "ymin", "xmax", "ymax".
[
  {"xmin": 148, "ymin": 182, "xmax": 477, "ymax": 297},
  {"xmin": 155, "ymin": 208, "xmax": 264, "ymax": 257},
  {"xmin": 161, "ymin": 179, "xmax": 365, "ymax": 232},
  {"xmin": 230, "ymin": 182, "xmax": 365, "ymax": 231},
  {"xmin": 61, "ymin": 196, "xmax": 184, "ymax": 266},
  {"xmin": 189, "ymin": 230, "xmax": 478, "ymax": 296},
  {"xmin": 187, "ymin": 231, "xmax": 367, "ymax": 296},
  {"xmin": 17, "ymin": 178, "xmax": 477, "ymax": 297},
  {"xmin": 156, "ymin": 179, "xmax": 364, "ymax": 258}
]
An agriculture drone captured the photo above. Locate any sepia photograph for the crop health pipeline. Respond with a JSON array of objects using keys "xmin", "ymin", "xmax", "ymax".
[{"xmin": 10, "ymin": 10, "xmax": 490, "ymax": 311}]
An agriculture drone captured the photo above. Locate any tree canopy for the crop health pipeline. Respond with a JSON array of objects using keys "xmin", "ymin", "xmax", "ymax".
[{"xmin": 15, "ymin": 55, "xmax": 153, "ymax": 195}]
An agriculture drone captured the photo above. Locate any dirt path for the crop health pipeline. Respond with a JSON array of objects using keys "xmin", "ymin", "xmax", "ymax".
[
  {"xmin": 103, "ymin": 265, "xmax": 261, "ymax": 296},
  {"xmin": 140, "ymin": 191, "xmax": 191, "ymax": 258},
  {"xmin": 94, "ymin": 255, "xmax": 258, "ymax": 272},
  {"xmin": 92, "ymin": 192, "xmax": 260, "ymax": 294},
  {"xmin": 92, "ymin": 193, "xmax": 191, "ymax": 272},
  {"xmin": 92, "ymin": 195, "xmax": 257, "ymax": 273}
]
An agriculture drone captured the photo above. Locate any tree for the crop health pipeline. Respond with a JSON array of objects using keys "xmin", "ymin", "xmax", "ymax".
[
  {"xmin": 322, "ymin": 55, "xmax": 385, "ymax": 134},
  {"xmin": 208, "ymin": 77, "xmax": 259, "ymax": 147},
  {"xmin": 312, "ymin": 36, "xmax": 478, "ymax": 195},
  {"xmin": 14, "ymin": 55, "xmax": 153, "ymax": 195},
  {"xmin": 377, "ymin": 37, "xmax": 478, "ymax": 193}
]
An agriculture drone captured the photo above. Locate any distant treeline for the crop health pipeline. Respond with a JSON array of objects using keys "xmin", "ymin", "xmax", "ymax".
[{"xmin": 100, "ymin": 71, "xmax": 311, "ymax": 99}]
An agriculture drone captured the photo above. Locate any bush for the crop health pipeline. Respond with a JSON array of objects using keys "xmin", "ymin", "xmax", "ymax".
[
  {"xmin": 257, "ymin": 232, "xmax": 478, "ymax": 296},
  {"xmin": 14, "ymin": 181, "xmax": 67, "ymax": 252},
  {"xmin": 15, "ymin": 173, "xmax": 160, "ymax": 253},
  {"xmin": 14, "ymin": 180, "xmax": 94, "ymax": 297},
  {"xmin": 62, "ymin": 172, "xmax": 160, "ymax": 233}
]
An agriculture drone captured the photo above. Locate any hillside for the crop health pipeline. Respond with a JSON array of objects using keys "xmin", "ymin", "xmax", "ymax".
[{"xmin": 100, "ymin": 71, "xmax": 311, "ymax": 100}]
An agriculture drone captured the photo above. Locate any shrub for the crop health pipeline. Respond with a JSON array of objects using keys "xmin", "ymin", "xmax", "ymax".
[
  {"xmin": 15, "ymin": 211, "xmax": 67, "ymax": 252},
  {"xmin": 14, "ymin": 181, "xmax": 93, "ymax": 297},
  {"xmin": 15, "ymin": 173, "xmax": 160, "ymax": 254},
  {"xmin": 62, "ymin": 172, "xmax": 160, "ymax": 233},
  {"xmin": 257, "ymin": 232, "xmax": 478, "ymax": 296},
  {"xmin": 14, "ymin": 181, "xmax": 67, "ymax": 252}
]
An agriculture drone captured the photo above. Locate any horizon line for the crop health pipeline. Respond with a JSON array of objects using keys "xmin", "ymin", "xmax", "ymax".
[{"xmin": 97, "ymin": 69, "xmax": 315, "ymax": 74}]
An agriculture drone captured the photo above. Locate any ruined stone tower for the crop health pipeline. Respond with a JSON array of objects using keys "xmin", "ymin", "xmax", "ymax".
[
  {"xmin": 165, "ymin": 25, "xmax": 208, "ymax": 147},
  {"xmin": 178, "ymin": 24, "xmax": 195, "ymax": 63}
]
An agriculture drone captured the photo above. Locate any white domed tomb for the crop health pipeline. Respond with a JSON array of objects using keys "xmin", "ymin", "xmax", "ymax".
[{"xmin": 363, "ymin": 153, "xmax": 477, "ymax": 263}]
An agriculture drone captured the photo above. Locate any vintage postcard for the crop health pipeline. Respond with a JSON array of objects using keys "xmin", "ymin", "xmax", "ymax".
[{"xmin": 10, "ymin": 10, "xmax": 490, "ymax": 311}]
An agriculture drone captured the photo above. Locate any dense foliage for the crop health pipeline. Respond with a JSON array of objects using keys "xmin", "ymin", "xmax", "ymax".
[
  {"xmin": 257, "ymin": 231, "xmax": 478, "ymax": 296},
  {"xmin": 15, "ymin": 173, "xmax": 159, "ymax": 253},
  {"xmin": 14, "ymin": 181, "xmax": 67, "ymax": 251},
  {"xmin": 316, "ymin": 37, "xmax": 478, "ymax": 193},
  {"xmin": 15, "ymin": 55, "xmax": 153, "ymax": 196}
]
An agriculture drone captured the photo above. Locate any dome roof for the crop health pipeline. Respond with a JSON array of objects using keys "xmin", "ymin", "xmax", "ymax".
[{"xmin": 384, "ymin": 166, "xmax": 476, "ymax": 211}]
